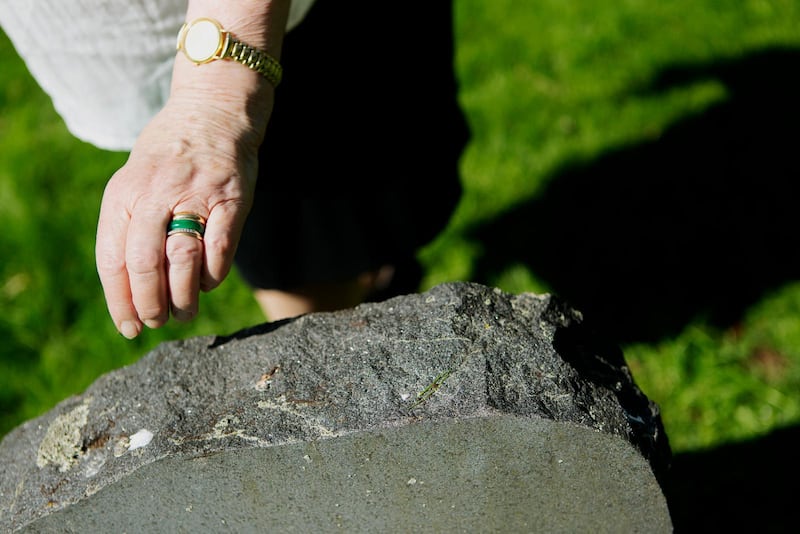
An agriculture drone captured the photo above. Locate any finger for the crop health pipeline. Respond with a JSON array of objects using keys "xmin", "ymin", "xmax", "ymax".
[
  {"xmin": 201, "ymin": 201, "xmax": 249, "ymax": 292},
  {"xmin": 166, "ymin": 219, "xmax": 205, "ymax": 321},
  {"xmin": 126, "ymin": 206, "xmax": 170, "ymax": 328},
  {"xmin": 96, "ymin": 197, "xmax": 142, "ymax": 339}
]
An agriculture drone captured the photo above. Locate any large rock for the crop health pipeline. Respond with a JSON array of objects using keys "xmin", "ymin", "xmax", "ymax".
[{"xmin": 0, "ymin": 282, "xmax": 672, "ymax": 532}]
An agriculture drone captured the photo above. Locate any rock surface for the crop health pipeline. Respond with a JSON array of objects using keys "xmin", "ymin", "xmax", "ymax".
[{"xmin": 0, "ymin": 282, "xmax": 672, "ymax": 532}]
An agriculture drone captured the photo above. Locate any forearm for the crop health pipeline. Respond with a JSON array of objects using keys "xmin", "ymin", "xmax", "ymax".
[{"xmin": 170, "ymin": 0, "xmax": 291, "ymax": 149}]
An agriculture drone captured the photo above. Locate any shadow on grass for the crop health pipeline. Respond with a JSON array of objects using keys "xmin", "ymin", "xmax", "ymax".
[
  {"xmin": 469, "ymin": 46, "xmax": 800, "ymax": 344},
  {"xmin": 665, "ymin": 424, "xmax": 800, "ymax": 533}
]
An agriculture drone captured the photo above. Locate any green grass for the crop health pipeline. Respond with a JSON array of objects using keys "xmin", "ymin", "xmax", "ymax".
[{"xmin": 3, "ymin": 0, "xmax": 800, "ymax": 455}]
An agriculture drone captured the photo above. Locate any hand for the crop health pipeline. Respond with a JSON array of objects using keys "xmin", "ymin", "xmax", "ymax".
[
  {"xmin": 96, "ymin": 0, "xmax": 288, "ymax": 338},
  {"xmin": 95, "ymin": 89, "xmax": 265, "ymax": 339}
]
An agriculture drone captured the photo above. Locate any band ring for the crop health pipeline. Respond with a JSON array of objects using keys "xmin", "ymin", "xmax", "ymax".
[{"xmin": 167, "ymin": 212, "xmax": 206, "ymax": 240}]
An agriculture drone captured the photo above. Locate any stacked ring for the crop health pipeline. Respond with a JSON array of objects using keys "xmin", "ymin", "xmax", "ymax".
[{"xmin": 167, "ymin": 212, "xmax": 206, "ymax": 240}]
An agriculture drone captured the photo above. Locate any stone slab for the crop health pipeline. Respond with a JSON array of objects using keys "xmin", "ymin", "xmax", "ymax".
[
  {"xmin": 0, "ymin": 282, "xmax": 672, "ymax": 532},
  {"xmin": 20, "ymin": 416, "xmax": 670, "ymax": 533}
]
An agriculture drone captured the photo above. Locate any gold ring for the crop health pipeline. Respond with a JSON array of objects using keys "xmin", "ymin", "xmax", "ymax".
[{"xmin": 167, "ymin": 212, "xmax": 206, "ymax": 240}]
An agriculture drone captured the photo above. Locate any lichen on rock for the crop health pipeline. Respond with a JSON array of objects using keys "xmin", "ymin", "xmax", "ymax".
[{"xmin": 35, "ymin": 399, "xmax": 91, "ymax": 472}]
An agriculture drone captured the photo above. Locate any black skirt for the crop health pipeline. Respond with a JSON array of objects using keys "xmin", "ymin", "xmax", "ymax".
[{"xmin": 235, "ymin": 0, "xmax": 469, "ymax": 291}]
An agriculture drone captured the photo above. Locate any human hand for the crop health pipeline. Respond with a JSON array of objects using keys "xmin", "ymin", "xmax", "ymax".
[
  {"xmin": 95, "ymin": 86, "xmax": 267, "ymax": 339},
  {"xmin": 95, "ymin": 1, "xmax": 288, "ymax": 338}
]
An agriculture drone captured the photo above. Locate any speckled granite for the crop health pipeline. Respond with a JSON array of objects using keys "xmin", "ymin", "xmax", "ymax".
[{"xmin": 0, "ymin": 282, "xmax": 671, "ymax": 532}]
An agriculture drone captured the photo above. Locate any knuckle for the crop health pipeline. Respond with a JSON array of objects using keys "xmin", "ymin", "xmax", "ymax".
[
  {"xmin": 96, "ymin": 255, "xmax": 127, "ymax": 278},
  {"xmin": 126, "ymin": 248, "xmax": 163, "ymax": 275},
  {"xmin": 166, "ymin": 238, "xmax": 204, "ymax": 266},
  {"xmin": 204, "ymin": 232, "xmax": 234, "ymax": 261}
]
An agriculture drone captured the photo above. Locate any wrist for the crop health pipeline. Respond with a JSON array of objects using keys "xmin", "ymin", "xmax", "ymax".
[
  {"xmin": 164, "ymin": 72, "xmax": 272, "ymax": 157},
  {"xmin": 166, "ymin": 2, "xmax": 290, "ymax": 149},
  {"xmin": 184, "ymin": 0, "xmax": 290, "ymax": 55},
  {"xmin": 176, "ymin": 17, "xmax": 283, "ymax": 88}
]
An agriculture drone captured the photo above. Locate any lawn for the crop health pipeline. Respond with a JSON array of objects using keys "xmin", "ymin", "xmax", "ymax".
[{"xmin": 2, "ymin": 0, "xmax": 800, "ymax": 462}]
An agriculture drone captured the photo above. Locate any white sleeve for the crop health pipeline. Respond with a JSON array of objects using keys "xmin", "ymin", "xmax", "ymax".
[
  {"xmin": 287, "ymin": 0, "xmax": 316, "ymax": 33},
  {"xmin": 0, "ymin": 0, "xmax": 315, "ymax": 152}
]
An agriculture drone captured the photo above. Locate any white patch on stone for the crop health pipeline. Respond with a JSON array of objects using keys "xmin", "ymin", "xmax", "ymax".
[
  {"xmin": 83, "ymin": 450, "xmax": 107, "ymax": 478},
  {"xmin": 113, "ymin": 435, "xmax": 130, "ymax": 457},
  {"xmin": 257, "ymin": 396, "xmax": 336, "ymax": 438},
  {"xmin": 193, "ymin": 415, "xmax": 266, "ymax": 446},
  {"xmin": 128, "ymin": 429, "xmax": 154, "ymax": 451},
  {"xmin": 624, "ymin": 410, "xmax": 646, "ymax": 425}
]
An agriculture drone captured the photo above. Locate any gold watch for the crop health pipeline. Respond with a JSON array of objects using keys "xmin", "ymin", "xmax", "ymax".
[{"xmin": 176, "ymin": 17, "xmax": 282, "ymax": 87}]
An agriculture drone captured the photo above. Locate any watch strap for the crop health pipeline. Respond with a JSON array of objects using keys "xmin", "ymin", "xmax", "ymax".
[{"xmin": 224, "ymin": 37, "xmax": 283, "ymax": 87}]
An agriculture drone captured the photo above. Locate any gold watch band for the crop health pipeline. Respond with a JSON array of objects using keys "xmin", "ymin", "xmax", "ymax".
[{"xmin": 224, "ymin": 37, "xmax": 283, "ymax": 87}]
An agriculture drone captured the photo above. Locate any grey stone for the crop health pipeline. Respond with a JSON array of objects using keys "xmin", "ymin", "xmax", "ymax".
[{"xmin": 0, "ymin": 282, "xmax": 672, "ymax": 532}]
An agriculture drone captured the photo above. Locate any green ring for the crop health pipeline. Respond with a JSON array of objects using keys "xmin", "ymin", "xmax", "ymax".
[{"xmin": 168, "ymin": 218, "xmax": 205, "ymax": 235}]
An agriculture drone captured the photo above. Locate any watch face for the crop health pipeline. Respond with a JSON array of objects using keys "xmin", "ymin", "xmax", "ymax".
[{"xmin": 183, "ymin": 18, "xmax": 222, "ymax": 63}]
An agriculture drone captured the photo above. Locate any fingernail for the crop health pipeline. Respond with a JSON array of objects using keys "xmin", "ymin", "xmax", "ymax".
[
  {"xmin": 172, "ymin": 308, "xmax": 196, "ymax": 322},
  {"xmin": 143, "ymin": 319, "xmax": 162, "ymax": 329},
  {"xmin": 120, "ymin": 321, "xmax": 140, "ymax": 339}
]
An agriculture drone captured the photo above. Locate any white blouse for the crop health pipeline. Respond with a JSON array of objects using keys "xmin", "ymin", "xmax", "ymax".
[{"xmin": 0, "ymin": 0, "xmax": 315, "ymax": 151}]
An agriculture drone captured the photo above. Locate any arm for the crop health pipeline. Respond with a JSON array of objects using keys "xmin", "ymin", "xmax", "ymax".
[{"xmin": 95, "ymin": 0, "xmax": 290, "ymax": 338}]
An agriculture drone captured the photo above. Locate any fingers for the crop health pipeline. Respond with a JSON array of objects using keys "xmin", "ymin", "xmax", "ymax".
[
  {"xmin": 126, "ymin": 207, "xmax": 170, "ymax": 329},
  {"xmin": 95, "ymin": 139, "xmax": 255, "ymax": 337},
  {"xmin": 201, "ymin": 201, "xmax": 249, "ymax": 292},
  {"xmin": 96, "ymin": 195, "xmax": 143, "ymax": 339},
  {"xmin": 98, "ymin": 194, "xmax": 242, "ymax": 336},
  {"xmin": 166, "ymin": 212, "xmax": 206, "ymax": 321},
  {"xmin": 99, "ymin": 201, "xmax": 208, "ymax": 336}
]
